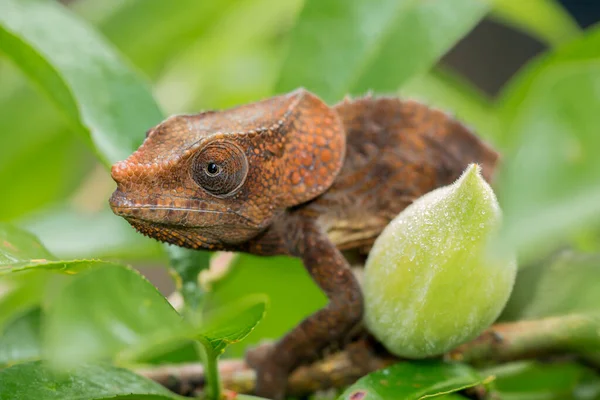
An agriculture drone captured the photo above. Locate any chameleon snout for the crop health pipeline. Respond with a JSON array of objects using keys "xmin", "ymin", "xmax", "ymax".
[{"xmin": 108, "ymin": 160, "xmax": 150, "ymax": 219}]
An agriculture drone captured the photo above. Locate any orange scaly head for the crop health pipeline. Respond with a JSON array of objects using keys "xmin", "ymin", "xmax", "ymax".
[{"xmin": 109, "ymin": 89, "xmax": 345, "ymax": 250}]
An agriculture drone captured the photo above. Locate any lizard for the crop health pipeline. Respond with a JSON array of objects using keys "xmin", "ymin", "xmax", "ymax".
[{"xmin": 109, "ymin": 88, "xmax": 499, "ymax": 399}]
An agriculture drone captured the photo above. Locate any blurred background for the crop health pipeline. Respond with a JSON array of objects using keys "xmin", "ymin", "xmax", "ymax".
[{"xmin": 1, "ymin": 0, "xmax": 599, "ymax": 358}]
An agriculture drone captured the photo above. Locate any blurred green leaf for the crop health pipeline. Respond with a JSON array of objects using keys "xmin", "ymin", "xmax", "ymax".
[
  {"xmin": 94, "ymin": 0, "xmax": 241, "ymax": 79},
  {"xmin": 0, "ymin": 223, "xmax": 55, "ymax": 265},
  {"xmin": 21, "ymin": 207, "xmax": 164, "ymax": 261},
  {"xmin": 0, "ymin": 307, "xmax": 41, "ymax": 366},
  {"xmin": 484, "ymin": 361, "xmax": 600, "ymax": 400},
  {"xmin": 277, "ymin": 0, "xmax": 489, "ymax": 102},
  {"xmin": 0, "ymin": 222, "xmax": 102, "ymax": 277},
  {"xmin": 199, "ymin": 295, "xmax": 268, "ymax": 356},
  {"xmin": 71, "ymin": 0, "xmax": 136, "ymax": 26},
  {"xmin": 0, "ymin": 224, "xmax": 129, "ymax": 332},
  {"xmin": 496, "ymin": 26, "xmax": 600, "ymax": 258},
  {"xmin": 276, "ymin": 0, "xmax": 408, "ymax": 100},
  {"xmin": 498, "ymin": 25, "xmax": 600, "ymax": 145},
  {"xmin": 571, "ymin": 228, "xmax": 600, "ymax": 253},
  {"xmin": 137, "ymin": 341, "xmax": 201, "ymax": 365},
  {"xmin": 0, "ymin": 222, "xmax": 111, "ymax": 273},
  {"xmin": 44, "ymin": 264, "xmax": 185, "ymax": 368},
  {"xmin": 502, "ymin": 251, "xmax": 600, "ymax": 321},
  {"xmin": 0, "ymin": 224, "xmax": 54, "ymax": 325},
  {"xmin": 350, "ymin": 0, "xmax": 489, "ymax": 95},
  {"xmin": 496, "ymin": 61, "xmax": 600, "ymax": 259},
  {"xmin": 157, "ymin": 0, "xmax": 302, "ymax": 112},
  {"xmin": 166, "ymin": 247, "xmax": 210, "ymax": 313},
  {"xmin": 339, "ymin": 361, "xmax": 488, "ymax": 400},
  {"xmin": 491, "ymin": 0, "xmax": 580, "ymax": 47},
  {"xmin": 206, "ymin": 254, "xmax": 326, "ymax": 356},
  {"xmin": 1, "ymin": 260, "xmax": 110, "ymax": 276},
  {"xmin": 0, "ymin": 64, "xmax": 92, "ymax": 221},
  {"xmin": 0, "ymin": 361, "xmax": 184, "ymax": 400},
  {"xmin": 43, "ymin": 262, "xmax": 266, "ymax": 370},
  {"xmin": 0, "ymin": 0, "xmax": 164, "ymax": 165},
  {"xmin": 195, "ymin": 295, "xmax": 268, "ymax": 400},
  {"xmin": 0, "ymin": 273, "xmax": 46, "ymax": 329},
  {"xmin": 0, "ymin": 134, "xmax": 90, "ymax": 222},
  {"xmin": 400, "ymin": 68, "xmax": 498, "ymax": 142}
]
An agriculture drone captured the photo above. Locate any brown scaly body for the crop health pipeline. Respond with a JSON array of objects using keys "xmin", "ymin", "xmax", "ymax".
[{"xmin": 109, "ymin": 89, "xmax": 498, "ymax": 399}]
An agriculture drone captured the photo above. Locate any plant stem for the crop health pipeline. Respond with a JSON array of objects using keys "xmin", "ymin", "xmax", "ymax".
[
  {"xmin": 196, "ymin": 341, "xmax": 222, "ymax": 400},
  {"xmin": 137, "ymin": 314, "xmax": 600, "ymax": 397}
]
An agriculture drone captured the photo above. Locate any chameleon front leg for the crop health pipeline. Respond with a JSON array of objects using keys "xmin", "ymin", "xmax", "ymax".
[{"xmin": 250, "ymin": 219, "xmax": 364, "ymax": 399}]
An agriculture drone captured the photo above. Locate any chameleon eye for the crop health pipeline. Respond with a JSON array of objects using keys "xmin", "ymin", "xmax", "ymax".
[{"xmin": 191, "ymin": 141, "xmax": 248, "ymax": 197}]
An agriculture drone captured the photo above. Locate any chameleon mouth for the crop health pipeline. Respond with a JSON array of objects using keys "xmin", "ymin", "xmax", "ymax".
[
  {"xmin": 125, "ymin": 216, "xmax": 223, "ymax": 250},
  {"xmin": 109, "ymin": 188, "xmax": 264, "ymax": 249},
  {"xmin": 109, "ymin": 189, "xmax": 228, "ymax": 228}
]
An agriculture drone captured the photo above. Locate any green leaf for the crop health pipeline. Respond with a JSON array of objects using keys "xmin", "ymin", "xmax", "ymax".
[
  {"xmin": 0, "ymin": 0, "xmax": 164, "ymax": 165},
  {"xmin": 491, "ymin": 0, "xmax": 580, "ymax": 47},
  {"xmin": 495, "ymin": 26, "xmax": 600, "ymax": 258},
  {"xmin": 276, "ymin": 0, "xmax": 408, "ymax": 101},
  {"xmin": 0, "ymin": 222, "xmax": 101, "ymax": 275},
  {"xmin": 483, "ymin": 361, "xmax": 600, "ymax": 400},
  {"xmin": 497, "ymin": 25, "xmax": 600, "ymax": 147},
  {"xmin": 40, "ymin": 260, "xmax": 266, "ymax": 372},
  {"xmin": 0, "ymin": 69, "xmax": 92, "ymax": 221},
  {"xmin": 137, "ymin": 341, "xmax": 201, "ymax": 365},
  {"xmin": 276, "ymin": 0, "xmax": 489, "ymax": 102},
  {"xmin": 496, "ymin": 61, "xmax": 600, "ymax": 259},
  {"xmin": 400, "ymin": 68, "xmax": 498, "ymax": 142},
  {"xmin": 0, "ymin": 223, "xmax": 55, "ymax": 265},
  {"xmin": 1, "ymin": 259, "xmax": 114, "ymax": 276},
  {"xmin": 21, "ymin": 207, "xmax": 164, "ymax": 261},
  {"xmin": 199, "ymin": 295, "xmax": 268, "ymax": 355},
  {"xmin": 155, "ymin": 0, "xmax": 302, "ymax": 112},
  {"xmin": 0, "ymin": 136, "xmax": 91, "ymax": 222},
  {"xmin": 349, "ymin": 0, "xmax": 489, "ymax": 95},
  {"xmin": 0, "ymin": 273, "xmax": 46, "ymax": 329},
  {"xmin": 166, "ymin": 247, "xmax": 210, "ymax": 313},
  {"xmin": 502, "ymin": 252, "xmax": 600, "ymax": 321},
  {"xmin": 338, "ymin": 360, "xmax": 489, "ymax": 400},
  {"xmin": 0, "ymin": 224, "xmax": 111, "ymax": 329},
  {"xmin": 195, "ymin": 295, "xmax": 268, "ymax": 400},
  {"xmin": 205, "ymin": 254, "xmax": 326, "ymax": 357},
  {"xmin": 94, "ymin": 0, "xmax": 242, "ymax": 79},
  {"xmin": 0, "ymin": 308, "xmax": 41, "ymax": 366},
  {"xmin": 44, "ymin": 264, "xmax": 186, "ymax": 368},
  {"xmin": 0, "ymin": 361, "xmax": 183, "ymax": 400}
]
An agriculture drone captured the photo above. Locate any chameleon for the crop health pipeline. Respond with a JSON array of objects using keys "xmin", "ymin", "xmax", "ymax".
[{"xmin": 109, "ymin": 88, "xmax": 498, "ymax": 399}]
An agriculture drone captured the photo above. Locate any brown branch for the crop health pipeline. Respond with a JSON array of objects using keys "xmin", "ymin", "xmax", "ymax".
[
  {"xmin": 447, "ymin": 314, "xmax": 600, "ymax": 364},
  {"xmin": 136, "ymin": 314, "xmax": 600, "ymax": 397}
]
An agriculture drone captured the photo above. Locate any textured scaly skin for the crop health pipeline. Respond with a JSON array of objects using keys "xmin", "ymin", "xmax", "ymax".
[{"xmin": 109, "ymin": 89, "xmax": 498, "ymax": 399}]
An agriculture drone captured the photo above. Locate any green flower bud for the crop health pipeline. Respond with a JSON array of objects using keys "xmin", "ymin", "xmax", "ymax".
[{"xmin": 363, "ymin": 164, "xmax": 517, "ymax": 358}]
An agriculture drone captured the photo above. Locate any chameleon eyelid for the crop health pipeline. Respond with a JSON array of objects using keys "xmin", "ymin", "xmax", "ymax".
[{"xmin": 190, "ymin": 140, "xmax": 249, "ymax": 198}]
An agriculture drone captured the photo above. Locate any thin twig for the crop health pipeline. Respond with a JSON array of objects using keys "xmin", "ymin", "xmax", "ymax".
[{"xmin": 136, "ymin": 314, "xmax": 600, "ymax": 397}]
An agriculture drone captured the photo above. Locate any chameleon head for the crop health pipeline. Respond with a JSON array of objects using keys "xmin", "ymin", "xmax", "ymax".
[{"xmin": 109, "ymin": 89, "xmax": 346, "ymax": 250}]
